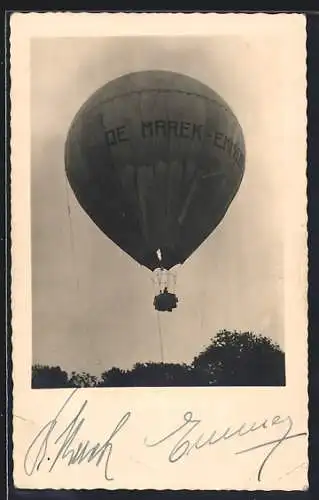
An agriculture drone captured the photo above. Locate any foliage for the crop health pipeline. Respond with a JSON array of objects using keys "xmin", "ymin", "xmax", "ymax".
[
  {"xmin": 68, "ymin": 371, "xmax": 99, "ymax": 388},
  {"xmin": 32, "ymin": 330, "xmax": 285, "ymax": 388},
  {"xmin": 99, "ymin": 367, "xmax": 130, "ymax": 387},
  {"xmin": 192, "ymin": 330, "xmax": 285, "ymax": 386},
  {"xmin": 32, "ymin": 364, "xmax": 69, "ymax": 389}
]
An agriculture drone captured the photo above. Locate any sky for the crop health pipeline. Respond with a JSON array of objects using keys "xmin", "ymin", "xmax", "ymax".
[{"xmin": 31, "ymin": 36, "xmax": 287, "ymax": 376}]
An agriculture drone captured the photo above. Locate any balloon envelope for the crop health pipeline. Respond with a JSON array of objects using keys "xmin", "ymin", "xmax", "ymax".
[{"xmin": 65, "ymin": 71, "xmax": 245, "ymax": 270}]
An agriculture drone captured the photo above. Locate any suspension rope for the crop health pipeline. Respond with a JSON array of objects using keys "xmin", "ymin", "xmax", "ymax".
[
  {"xmin": 156, "ymin": 310, "xmax": 165, "ymax": 363},
  {"xmin": 152, "ymin": 270, "xmax": 165, "ymax": 363},
  {"xmin": 63, "ymin": 174, "xmax": 80, "ymax": 294},
  {"xmin": 64, "ymin": 175, "xmax": 92, "ymax": 344}
]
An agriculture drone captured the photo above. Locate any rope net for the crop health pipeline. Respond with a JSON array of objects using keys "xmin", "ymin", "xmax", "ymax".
[{"xmin": 152, "ymin": 268, "xmax": 177, "ymax": 294}]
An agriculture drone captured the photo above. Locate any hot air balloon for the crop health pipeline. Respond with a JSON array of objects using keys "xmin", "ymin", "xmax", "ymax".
[{"xmin": 65, "ymin": 70, "xmax": 245, "ymax": 312}]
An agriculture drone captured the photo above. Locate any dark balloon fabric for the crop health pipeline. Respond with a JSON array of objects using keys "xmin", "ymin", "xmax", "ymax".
[{"xmin": 65, "ymin": 71, "xmax": 245, "ymax": 271}]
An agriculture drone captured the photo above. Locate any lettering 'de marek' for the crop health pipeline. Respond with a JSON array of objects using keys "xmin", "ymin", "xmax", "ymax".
[{"xmin": 104, "ymin": 120, "xmax": 244, "ymax": 169}]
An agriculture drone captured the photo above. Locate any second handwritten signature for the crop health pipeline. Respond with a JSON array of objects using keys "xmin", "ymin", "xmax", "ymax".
[{"xmin": 144, "ymin": 410, "xmax": 307, "ymax": 481}]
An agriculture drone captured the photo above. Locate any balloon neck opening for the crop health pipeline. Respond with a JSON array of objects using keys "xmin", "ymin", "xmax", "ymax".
[{"xmin": 142, "ymin": 246, "xmax": 181, "ymax": 271}]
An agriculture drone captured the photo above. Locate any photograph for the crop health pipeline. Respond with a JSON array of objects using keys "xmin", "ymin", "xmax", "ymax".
[
  {"xmin": 11, "ymin": 13, "xmax": 308, "ymax": 491},
  {"xmin": 30, "ymin": 35, "xmax": 286, "ymax": 389}
]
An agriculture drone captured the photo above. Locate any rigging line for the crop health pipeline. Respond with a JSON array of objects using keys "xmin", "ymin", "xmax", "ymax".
[
  {"xmin": 64, "ymin": 176, "xmax": 90, "ymax": 341},
  {"xmin": 156, "ymin": 310, "xmax": 165, "ymax": 364},
  {"xmin": 63, "ymin": 174, "xmax": 80, "ymax": 293},
  {"xmin": 151, "ymin": 275, "xmax": 157, "ymax": 296}
]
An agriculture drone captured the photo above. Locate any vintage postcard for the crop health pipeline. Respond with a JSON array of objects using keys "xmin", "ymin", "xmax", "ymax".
[{"xmin": 10, "ymin": 12, "xmax": 308, "ymax": 490}]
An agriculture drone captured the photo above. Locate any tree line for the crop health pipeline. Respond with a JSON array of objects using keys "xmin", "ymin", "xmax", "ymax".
[{"xmin": 32, "ymin": 330, "xmax": 285, "ymax": 388}]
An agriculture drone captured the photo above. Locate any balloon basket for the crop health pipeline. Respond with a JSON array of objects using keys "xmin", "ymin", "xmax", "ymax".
[{"xmin": 153, "ymin": 291, "xmax": 179, "ymax": 312}]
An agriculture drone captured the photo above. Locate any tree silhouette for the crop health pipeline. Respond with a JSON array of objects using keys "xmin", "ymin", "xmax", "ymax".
[
  {"xmin": 127, "ymin": 362, "xmax": 194, "ymax": 386},
  {"xmin": 32, "ymin": 330, "xmax": 285, "ymax": 388},
  {"xmin": 192, "ymin": 330, "xmax": 285, "ymax": 386},
  {"xmin": 100, "ymin": 367, "xmax": 130, "ymax": 387},
  {"xmin": 68, "ymin": 371, "xmax": 98, "ymax": 388},
  {"xmin": 32, "ymin": 364, "xmax": 69, "ymax": 389}
]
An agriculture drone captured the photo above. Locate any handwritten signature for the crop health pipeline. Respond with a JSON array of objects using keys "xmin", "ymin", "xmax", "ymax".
[
  {"xmin": 24, "ymin": 389, "xmax": 131, "ymax": 480},
  {"xmin": 144, "ymin": 411, "xmax": 307, "ymax": 481},
  {"xmin": 23, "ymin": 390, "xmax": 307, "ymax": 483}
]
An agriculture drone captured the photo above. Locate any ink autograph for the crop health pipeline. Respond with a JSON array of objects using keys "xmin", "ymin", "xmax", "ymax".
[
  {"xmin": 24, "ymin": 389, "xmax": 306, "ymax": 483},
  {"xmin": 24, "ymin": 390, "xmax": 131, "ymax": 480},
  {"xmin": 144, "ymin": 411, "xmax": 306, "ymax": 482}
]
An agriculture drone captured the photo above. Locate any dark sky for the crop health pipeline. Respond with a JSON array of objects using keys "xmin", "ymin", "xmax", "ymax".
[{"xmin": 31, "ymin": 36, "xmax": 287, "ymax": 375}]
